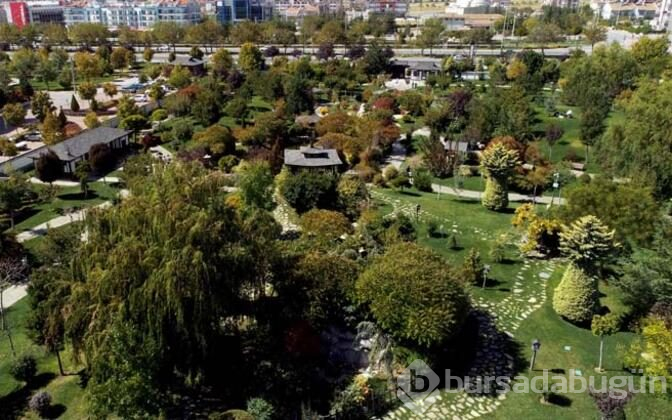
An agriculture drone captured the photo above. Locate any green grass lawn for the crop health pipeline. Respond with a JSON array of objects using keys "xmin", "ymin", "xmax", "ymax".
[
  {"xmin": 0, "ymin": 298, "xmax": 87, "ymax": 419},
  {"xmin": 8, "ymin": 182, "xmax": 120, "ymax": 233},
  {"xmin": 374, "ymin": 187, "xmax": 672, "ymax": 419},
  {"xmin": 373, "ymin": 187, "xmax": 524, "ymax": 303}
]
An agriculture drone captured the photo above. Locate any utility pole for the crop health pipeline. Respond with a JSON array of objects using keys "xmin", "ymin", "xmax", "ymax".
[{"xmin": 500, "ymin": 6, "xmax": 509, "ymax": 56}]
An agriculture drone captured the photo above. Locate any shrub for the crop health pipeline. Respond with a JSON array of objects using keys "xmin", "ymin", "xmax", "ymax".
[
  {"xmin": 553, "ymin": 264, "xmax": 599, "ymax": 324},
  {"xmin": 482, "ymin": 177, "xmax": 508, "ymax": 211},
  {"xmin": 489, "ymin": 236, "xmax": 507, "ymax": 263},
  {"xmin": 300, "ymin": 209, "xmax": 352, "ymax": 241},
  {"xmin": 280, "ymin": 170, "xmax": 337, "ymax": 214},
  {"xmin": 413, "ymin": 168, "xmax": 433, "ymax": 192},
  {"xmin": 372, "ymin": 173, "xmax": 385, "ymax": 187},
  {"xmin": 427, "ymin": 219, "xmax": 442, "ymax": 238},
  {"xmin": 389, "ymin": 174, "xmax": 410, "ymax": 190},
  {"xmin": 150, "ymin": 109, "xmax": 168, "ymax": 122},
  {"xmin": 10, "ymin": 355, "xmax": 37, "ymax": 383},
  {"xmin": 356, "ymin": 242, "xmax": 470, "ymax": 347},
  {"xmin": 382, "ymin": 165, "xmax": 399, "ymax": 182},
  {"xmin": 447, "ymin": 233, "xmax": 459, "ymax": 250},
  {"xmin": 461, "ymin": 248, "xmax": 484, "ymax": 285},
  {"xmin": 246, "ymin": 398, "xmax": 274, "ymax": 420},
  {"xmin": 29, "ymin": 391, "xmax": 52, "ymax": 417},
  {"xmin": 218, "ymin": 155, "xmax": 240, "ymax": 173},
  {"xmin": 337, "ymin": 175, "xmax": 369, "ymax": 220},
  {"xmin": 457, "ymin": 165, "xmax": 475, "ymax": 177},
  {"xmin": 70, "ymin": 95, "xmax": 80, "ymax": 112}
]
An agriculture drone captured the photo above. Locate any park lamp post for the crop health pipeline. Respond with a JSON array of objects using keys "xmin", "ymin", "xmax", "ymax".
[
  {"xmin": 530, "ymin": 339, "xmax": 541, "ymax": 372},
  {"xmin": 550, "ymin": 172, "xmax": 560, "ymax": 207},
  {"xmin": 481, "ymin": 264, "xmax": 491, "ymax": 289}
]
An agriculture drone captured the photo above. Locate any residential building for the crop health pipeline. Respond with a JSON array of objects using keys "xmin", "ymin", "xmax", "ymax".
[
  {"xmin": 445, "ymin": 0, "xmax": 492, "ymax": 15},
  {"xmin": 656, "ymin": 0, "xmax": 672, "ymax": 30},
  {"xmin": 2, "ymin": 2, "xmax": 30, "ymax": 28},
  {"xmin": 154, "ymin": 55, "xmax": 206, "ymax": 75},
  {"xmin": 284, "ymin": 146, "xmax": 342, "ymax": 173},
  {"xmin": 28, "ymin": 1, "xmax": 64, "ymax": 25},
  {"xmin": 542, "ymin": 0, "xmax": 580, "ymax": 8},
  {"xmin": 366, "ymin": 0, "xmax": 407, "ymax": 15},
  {"xmin": 0, "ymin": 126, "xmax": 131, "ymax": 175},
  {"xmin": 62, "ymin": 0, "xmax": 202, "ymax": 28},
  {"xmin": 590, "ymin": 0, "xmax": 657, "ymax": 22},
  {"xmin": 36, "ymin": 127, "xmax": 132, "ymax": 174},
  {"xmin": 214, "ymin": 0, "xmax": 272, "ymax": 23}
]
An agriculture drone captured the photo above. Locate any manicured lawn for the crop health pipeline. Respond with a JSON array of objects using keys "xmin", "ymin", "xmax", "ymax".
[
  {"xmin": 0, "ymin": 298, "xmax": 86, "ymax": 418},
  {"xmin": 491, "ymin": 273, "xmax": 640, "ymax": 419},
  {"xmin": 433, "ymin": 175, "xmax": 486, "ymax": 192},
  {"xmin": 373, "ymin": 188, "xmax": 525, "ymax": 303},
  {"xmin": 9, "ymin": 182, "xmax": 121, "ymax": 233},
  {"xmin": 374, "ymin": 187, "xmax": 672, "ymax": 419}
]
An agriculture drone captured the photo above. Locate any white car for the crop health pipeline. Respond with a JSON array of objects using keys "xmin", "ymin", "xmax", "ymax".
[{"xmin": 133, "ymin": 94, "xmax": 148, "ymax": 103}]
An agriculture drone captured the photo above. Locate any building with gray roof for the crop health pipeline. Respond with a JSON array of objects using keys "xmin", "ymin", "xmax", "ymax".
[
  {"xmin": 36, "ymin": 127, "xmax": 132, "ymax": 174},
  {"xmin": 284, "ymin": 146, "xmax": 342, "ymax": 173}
]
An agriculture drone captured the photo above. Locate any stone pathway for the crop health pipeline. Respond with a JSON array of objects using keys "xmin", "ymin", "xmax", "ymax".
[
  {"xmin": 272, "ymin": 192, "xmax": 300, "ymax": 233},
  {"xmin": 375, "ymin": 191, "xmax": 558, "ymax": 420}
]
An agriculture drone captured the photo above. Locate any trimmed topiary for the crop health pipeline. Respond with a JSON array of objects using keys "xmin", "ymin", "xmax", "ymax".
[
  {"xmin": 482, "ymin": 176, "xmax": 509, "ymax": 211},
  {"xmin": 553, "ymin": 264, "xmax": 599, "ymax": 324},
  {"xmin": 480, "ymin": 142, "xmax": 519, "ymax": 212}
]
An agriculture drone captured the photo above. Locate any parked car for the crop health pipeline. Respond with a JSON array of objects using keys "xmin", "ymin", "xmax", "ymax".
[{"xmin": 121, "ymin": 83, "xmax": 146, "ymax": 93}]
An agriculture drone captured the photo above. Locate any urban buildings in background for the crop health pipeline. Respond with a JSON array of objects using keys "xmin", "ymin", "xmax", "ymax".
[{"xmin": 0, "ymin": 0, "xmax": 671, "ymax": 32}]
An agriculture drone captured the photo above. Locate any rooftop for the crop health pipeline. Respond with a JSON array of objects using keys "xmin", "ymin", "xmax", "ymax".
[
  {"xmin": 154, "ymin": 55, "xmax": 204, "ymax": 67},
  {"xmin": 284, "ymin": 146, "xmax": 342, "ymax": 167},
  {"xmin": 46, "ymin": 127, "xmax": 131, "ymax": 162}
]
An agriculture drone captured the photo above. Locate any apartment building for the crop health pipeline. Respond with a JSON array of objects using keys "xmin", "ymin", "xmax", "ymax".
[{"xmin": 63, "ymin": 0, "xmax": 201, "ymax": 28}]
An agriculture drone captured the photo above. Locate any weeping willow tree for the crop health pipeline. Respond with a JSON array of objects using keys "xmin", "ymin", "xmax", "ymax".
[
  {"xmin": 480, "ymin": 142, "xmax": 520, "ymax": 211},
  {"xmin": 40, "ymin": 161, "xmax": 282, "ymax": 417}
]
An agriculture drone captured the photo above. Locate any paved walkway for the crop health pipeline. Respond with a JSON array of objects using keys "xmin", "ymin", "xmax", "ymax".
[
  {"xmin": 7, "ymin": 186, "xmax": 129, "ymax": 308},
  {"xmin": 15, "ymin": 201, "xmax": 115, "ymax": 243},
  {"xmin": 432, "ymin": 183, "xmax": 565, "ymax": 205}
]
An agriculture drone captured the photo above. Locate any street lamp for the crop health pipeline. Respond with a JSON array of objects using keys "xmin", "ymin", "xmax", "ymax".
[
  {"xmin": 530, "ymin": 339, "xmax": 541, "ymax": 371},
  {"xmin": 481, "ymin": 264, "xmax": 491, "ymax": 289},
  {"xmin": 550, "ymin": 172, "xmax": 560, "ymax": 207}
]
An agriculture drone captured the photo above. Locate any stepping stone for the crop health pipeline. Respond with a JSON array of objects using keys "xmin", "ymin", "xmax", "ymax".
[
  {"xmin": 528, "ymin": 297, "xmax": 537, "ymax": 303},
  {"xmin": 539, "ymin": 272, "xmax": 551, "ymax": 279},
  {"xmin": 513, "ymin": 288, "xmax": 523, "ymax": 293}
]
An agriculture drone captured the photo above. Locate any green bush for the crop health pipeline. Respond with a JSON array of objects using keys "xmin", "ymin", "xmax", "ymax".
[
  {"xmin": 553, "ymin": 264, "xmax": 599, "ymax": 324},
  {"xmin": 461, "ymin": 248, "xmax": 484, "ymax": 285},
  {"xmin": 413, "ymin": 168, "xmax": 433, "ymax": 192},
  {"xmin": 218, "ymin": 155, "xmax": 240, "ymax": 173},
  {"xmin": 246, "ymin": 398, "xmax": 274, "ymax": 420},
  {"xmin": 427, "ymin": 219, "xmax": 441, "ymax": 238},
  {"xmin": 280, "ymin": 170, "xmax": 337, "ymax": 214},
  {"xmin": 10, "ymin": 354, "xmax": 37, "ymax": 384},
  {"xmin": 383, "ymin": 165, "xmax": 399, "ymax": 181},
  {"xmin": 150, "ymin": 109, "xmax": 168, "ymax": 122},
  {"xmin": 447, "ymin": 233, "xmax": 459, "ymax": 250},
  {"xmin": 356, "ymin": 242, "xmax": 470, "ymax": 347},
  {"xmin": 482, "ymin": 178, "xmax": 508, "ymax": 211}
]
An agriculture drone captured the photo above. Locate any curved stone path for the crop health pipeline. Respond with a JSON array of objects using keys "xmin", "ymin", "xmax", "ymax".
[{"xmin": 373, "ymin": 191, "xmax": 559, "ymax": 420}]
